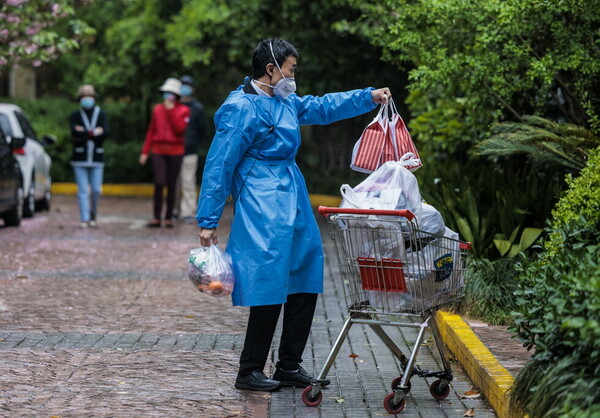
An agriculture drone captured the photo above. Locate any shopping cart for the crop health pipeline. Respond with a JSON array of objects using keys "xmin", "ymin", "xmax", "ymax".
[{"xmin": 302, "ymin": 207, "xmax": 471, "ymax": 414}]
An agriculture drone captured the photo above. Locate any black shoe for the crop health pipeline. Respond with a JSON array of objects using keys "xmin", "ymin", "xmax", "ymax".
[
  {"xmin": 235, "ymin": 371, "xmax": 282, "ymax": 392},
  {"xmin": 273, "ymin": 366, "xmax": 330, "ymax": 388}
]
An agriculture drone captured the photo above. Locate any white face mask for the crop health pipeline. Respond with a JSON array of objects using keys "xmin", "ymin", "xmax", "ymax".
[{"xmin": 255, "ymin": 42, "xmax": 296, "ymax": 99}]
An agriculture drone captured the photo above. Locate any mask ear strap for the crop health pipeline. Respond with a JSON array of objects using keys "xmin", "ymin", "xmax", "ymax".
[{"xmin": 269, "ymin": 41, "xmax": 284, "ymax": 75}]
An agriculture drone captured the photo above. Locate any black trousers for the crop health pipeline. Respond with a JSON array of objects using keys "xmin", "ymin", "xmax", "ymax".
[
  {"xmin": 151, "ymin": 154, "xmax": 183, "ymax": 220},
  {"xmin": 238, "ymin": 293, "xmax": 318, "ymax": 376}
]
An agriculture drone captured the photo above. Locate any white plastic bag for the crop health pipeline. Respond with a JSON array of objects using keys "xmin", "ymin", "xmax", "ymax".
[
  {"xmin": 188, "ymin": 244, "xmax": 235, "ymax": 296},
  {"xmin": 367, "ymin": 227, "xmax": 461, "ymax": 312},
  {"xmin": 403, "ymin": 227, "xmax": 461, "ymax": 308},
  {"xmin": 341, "ymin": 160, "xmax": 422, "ymax": 219},
  {"xmin": 418, "ymin": 203, "xmax": 446, "ymax": 236}
]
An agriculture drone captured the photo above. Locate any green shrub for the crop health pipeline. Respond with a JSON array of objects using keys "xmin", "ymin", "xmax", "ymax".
[
  {"xmin": 513, "ymin": 354, "xmax": 600, "ymax": 418},
  {"xmin": 459, "ymin": 256, "xmax": 525, "ymax": 325},
  {"xmin": 546, "ymin": 146, "xmax": 600, "ymax": 255},
  {"xmin": 509, "ymin": 146, "xmax": 600, "ymax": 416},
  {"xmin": 511, "ymin": 219, "xmax": 600, "ymax": 416},
  {"xmin": 101, "ymin": 100, "xmax": 149, "ymax": 144},
  {"xmin": 2, "ymin": 96, "xmax": 73, "ymax": 181},
  {"xmin": 4, "ymin": 96, "xmax": 73, "ymax": 140},
  {"xmin": 103, "ymin": 141, "xmax": 152, "ymax": 183},
  {"xmin": 419, "ymin": 158, "xmax": 562, "ymax": 258},
  {"xmin": 2, "ymin": 96, "xmax": 153, "ymax": 182}
]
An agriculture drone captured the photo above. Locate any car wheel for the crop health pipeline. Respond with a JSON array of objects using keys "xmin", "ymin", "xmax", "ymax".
[
  {"xmin": 37, "ymin": 188, "xmax": 51, "ymax": 211},
  {"xmin": 3, "ymin": 185, "xmax": 24, "ymax": 227},
  {"xmin": 22, "ymin": 176, "xmax": 35, "ymax": 218}
]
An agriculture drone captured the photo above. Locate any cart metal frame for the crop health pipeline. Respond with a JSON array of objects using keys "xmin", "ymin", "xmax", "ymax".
[{"xmin": 302, "ymin": 207, "xmax": 470, "ymax": 414}]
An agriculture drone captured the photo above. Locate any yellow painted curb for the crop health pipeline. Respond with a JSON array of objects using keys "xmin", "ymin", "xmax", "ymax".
[
  {"xmin": 435, "ymin": 311, "xmax": 518, "ymax": 418},
  {"xmin": 51, "ymin": 183, "xmax": 342, "ymax": 207},
  {"xmin": 52, "ymin": 183, "xmax": 154, "ymax": 197},
  {"xmin": 309, "ymin": 194, "xmax": 342, "ymax": 208}
]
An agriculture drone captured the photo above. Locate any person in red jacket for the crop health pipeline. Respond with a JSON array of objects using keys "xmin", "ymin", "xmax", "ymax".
[{"xmin": 139, "ymin": 78, "xmax": 190, "ymax": 228}]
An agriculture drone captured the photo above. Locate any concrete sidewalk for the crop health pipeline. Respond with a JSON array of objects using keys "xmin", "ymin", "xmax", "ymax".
[{"xmin": 0, "ymin": 192, "xmax": 528, "ymax": 416}]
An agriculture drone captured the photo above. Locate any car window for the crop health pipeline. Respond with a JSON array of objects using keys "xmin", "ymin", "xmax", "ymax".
[
  {"xmin": 15, "ymin": 111, "xmax": 37, "ymax": 140},
  {"xmin": 0, "ymin": 129, "xmax": 9, "ymax": 160},
  {"xmin": 0, "ymin": 113, "xmax": 12, "ymax": 137}
]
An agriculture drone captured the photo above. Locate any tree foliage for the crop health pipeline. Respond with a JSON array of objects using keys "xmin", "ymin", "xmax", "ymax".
[
  {"xmin": 545, "ymin": 146, "xmax": 600, "ymax": 254},
  {"xmin": 35, "ymin": 0, "xmax": 408, "ymax": 192},
  {"xmin": 337, "ymin": 0, "xmax": 600, "ymax": 145},
  {"xmin": 477, "ymin": 115, "xmax": 600, "ymax": 172},
  {"xmin": 46, "ymin": 0, "xmax": 406, "ymax": 109},
  {"xmin": 0, "ymin": 0, "xmax": 94, "ymax": 72},
  {"xmin": 332, "ymin": 0, "xmax": 599, "ymax": 262}
]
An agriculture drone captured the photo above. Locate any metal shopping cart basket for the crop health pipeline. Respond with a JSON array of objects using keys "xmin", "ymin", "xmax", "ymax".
[{"xmin": 302, "ymin": 207, "xmax": 471, "ymax": 414}]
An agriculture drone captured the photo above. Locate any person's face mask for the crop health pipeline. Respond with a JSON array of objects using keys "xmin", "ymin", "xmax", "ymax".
[
  {"xmin": 80, "ymin": 97, "xmax": 95, "ymax": 109},
  {"xmin": 180, "ymin": 85, "xmax": 192, "ymax": 97},
  {"xmin": 272, "ymin": 70, "xmax": 296, "ymax": 99},
  {"xmin": 163, "ymin": 92, "xmax": 176, "ymax": 102},
  {"xmin": 262, "ymin": 41, "xmax": 296, "ymax": 99}
]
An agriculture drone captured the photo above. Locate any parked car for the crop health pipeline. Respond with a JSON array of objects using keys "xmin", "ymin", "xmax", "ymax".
[
  {"xmin": 0, "ymin": 127, "xmax": 25, "ymax": 226},
  {"xmin": 0, "ymin": 103, "xmax": 55, "ymax": 217}
]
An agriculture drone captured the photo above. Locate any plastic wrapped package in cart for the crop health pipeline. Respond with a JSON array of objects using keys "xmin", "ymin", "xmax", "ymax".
[
  {"xmin": 367, "ymin": 227, "xmax": 462, "ymax": 312},
  {"xmin": 403, "ymin": 227, "xmax": 462, "ymax": 311}
]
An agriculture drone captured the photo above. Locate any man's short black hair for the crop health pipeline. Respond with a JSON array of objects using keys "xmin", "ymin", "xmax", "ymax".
[{"xmin": 252, "ymin": 38, "xmax": 299, "ymax": 79}]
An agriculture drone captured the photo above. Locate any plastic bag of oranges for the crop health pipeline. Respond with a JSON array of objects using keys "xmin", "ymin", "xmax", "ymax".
[{"xmin": 188, "ymin": 244, "xmax": 235, "ymax": 296}]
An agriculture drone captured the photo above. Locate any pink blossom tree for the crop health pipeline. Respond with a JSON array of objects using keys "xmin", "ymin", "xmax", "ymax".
[{"xmin": 0, "ymin": 0, "xmax": 94, "ymax": 72}]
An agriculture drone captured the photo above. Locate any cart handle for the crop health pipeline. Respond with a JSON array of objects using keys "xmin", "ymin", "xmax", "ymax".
[{"xmin": 318, "ymin": 206, "xmax": 415, "ymax": 221}]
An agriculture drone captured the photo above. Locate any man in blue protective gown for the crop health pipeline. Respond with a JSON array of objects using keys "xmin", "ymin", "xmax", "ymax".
[{"xmin": 196, "ymin": 38, "xmax": 391, "ymax": 392}]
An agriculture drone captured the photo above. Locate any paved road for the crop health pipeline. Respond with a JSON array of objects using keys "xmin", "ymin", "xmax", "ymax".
[{"xmin": 0, "ymin": 195, "xmax": 495, "ymax": 417}]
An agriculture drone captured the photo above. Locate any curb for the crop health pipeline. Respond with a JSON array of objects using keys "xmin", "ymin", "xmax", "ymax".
[
  {"xmin": 52, "ymin": 183, "xmax": 154, "ymax": 197},
  {"xmin": 51, "ymin": 183, "xmax": 342, "ymax": 207},
  {"xmin": 435, "ymin": 311, "xmax": 516, "ymax": 418}
]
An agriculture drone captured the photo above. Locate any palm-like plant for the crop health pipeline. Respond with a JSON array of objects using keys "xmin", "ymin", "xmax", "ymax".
[{"xmin": 476, "ymin": 115, "xmax": 599, "ymax": 172}]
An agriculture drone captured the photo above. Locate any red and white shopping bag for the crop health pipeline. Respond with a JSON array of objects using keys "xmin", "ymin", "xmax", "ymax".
[
  {"xmin": 389, "ymin": 100, "xmax": 422, "ymax": 171},
  {"xmin": 350, "ymin": 99, "xmax": 422, "ymax": 173},
  {"xmin": 350, "ymin": 104, "xmax": 389, "ymax": 173}
]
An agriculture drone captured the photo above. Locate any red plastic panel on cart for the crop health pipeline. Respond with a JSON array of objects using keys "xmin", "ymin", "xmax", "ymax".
[{"xmin": 356, "ymin": 257, "xmax": 407, "ymax": 292}]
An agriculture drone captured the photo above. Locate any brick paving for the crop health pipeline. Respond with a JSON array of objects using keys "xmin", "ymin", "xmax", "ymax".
[
  {"xmin": 466, "ymin": 320, "xmax": 530, "ymax": 376},
  {"xmin": 0, "ymin": 195, "xmax": 496, "ymax": 417}
]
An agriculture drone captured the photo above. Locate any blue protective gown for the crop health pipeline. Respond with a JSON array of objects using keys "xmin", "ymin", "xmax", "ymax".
[{"xmin": 196, "ymin": 77, "xmax": 377, "ymax": 307}]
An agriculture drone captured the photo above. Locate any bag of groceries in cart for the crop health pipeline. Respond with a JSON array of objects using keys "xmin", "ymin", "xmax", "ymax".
[{"xmin": 338, "ymin": 161, "xmax": 462, "ymax": 312}]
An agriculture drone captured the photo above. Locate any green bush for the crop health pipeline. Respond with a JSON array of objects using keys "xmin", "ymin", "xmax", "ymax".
[
  {"xmin": 2, "ymin": 96, "xmax": 153, "ymax": 182},
  {"xmin": 511, "ymin": 219, "xmax": 600, "ymax": 416},
  {"xmin": 419, "ymin": 158, "xmax": 562, "ymax": 258},
  {"xmin": 2, "ymin": 96, "xmax": 73, "ymax": 181},
  {"xmin": 101, "ymin": 100, "xmax": 149, "ymax": 144},
  {"xmin": 546, "ymin": 146, "xmax": 600, "ymax": 255},
  {"xmin": 459, "ymin": 256, "xmax": 525, "ymax": 325},
  {"xmin": 103, "ymin": 141, "xmax": 152, "ymax": 183},
  {"xmin": 511, "ymin": 149, "xmax": 600, "ymax": 416}
]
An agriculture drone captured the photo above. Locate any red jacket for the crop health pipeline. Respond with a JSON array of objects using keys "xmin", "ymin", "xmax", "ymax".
[{"xmin": 141, "ymin": 102, "xmax": 190, "ymax": 156}]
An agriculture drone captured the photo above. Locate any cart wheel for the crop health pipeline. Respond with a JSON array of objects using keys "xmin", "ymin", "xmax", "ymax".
[
  {"xmin": 391, "ymin": 375, "xmax": 412, "ymax": 392},
  {"xmin": 302, "ymin": 385, "xmax": 323, "ymax": 407},
  {"xmin": 429, "ymin": 379, "xmax": 451, "ymax": 400},
  {"xmin": 383, "ymin": 393, "xmax": 406, "ymax": 414}
]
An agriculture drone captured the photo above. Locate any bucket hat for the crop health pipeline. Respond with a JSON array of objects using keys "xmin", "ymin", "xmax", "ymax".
[
  {"xmin": 77, "ymin": 84, "xmax": 96, "ymax": 99},
  {"xmin": 159, "ymin": 78, "xmax": 182, "ymax": 95}
]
